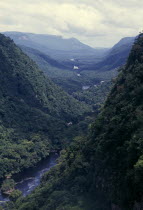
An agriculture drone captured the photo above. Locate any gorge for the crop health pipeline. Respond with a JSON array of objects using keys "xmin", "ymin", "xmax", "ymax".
[{"xmin": 0, "ymin": 32, "xmax": 143, "ymax": 210}]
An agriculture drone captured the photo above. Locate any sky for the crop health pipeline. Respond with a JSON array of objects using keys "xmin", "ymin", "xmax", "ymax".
[{"xmin": 0, "ymin": 0, "xmax": 142, "ymax": 48}]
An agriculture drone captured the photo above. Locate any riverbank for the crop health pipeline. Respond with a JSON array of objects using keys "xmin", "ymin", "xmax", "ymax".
[{"xmin": 0, "ymin": 153, "xmax": 58, "ymax": 202}]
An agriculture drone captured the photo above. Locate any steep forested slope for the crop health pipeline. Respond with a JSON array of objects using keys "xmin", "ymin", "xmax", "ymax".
[
  {"xmin": 0, "ymin": 34, "xmax": 90, "ymax": 179},
  {"xmin": 13, "ymin": 34, "xmax": 143, "ymax": 210},
  {"xmin": 82, "ymin": 37, "xmax": 135, "ymax": 71}
]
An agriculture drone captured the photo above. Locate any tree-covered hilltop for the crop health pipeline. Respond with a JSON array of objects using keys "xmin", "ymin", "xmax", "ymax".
[
  {"xmin": 13, "ymin": 34, "xmax": 143, "ymax": 210},
  {"xmin": 0, "ymin": 34, "xmax": 91, "ymax": 179}
]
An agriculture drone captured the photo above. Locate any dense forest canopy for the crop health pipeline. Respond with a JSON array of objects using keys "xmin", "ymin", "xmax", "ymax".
[
  {"xmin": 10, "ymin": 34, "xmax": 143, "ymax": 210},
  {"xmin": 0, "ymin": 33, "xmax": 90, "ymax": 180}
]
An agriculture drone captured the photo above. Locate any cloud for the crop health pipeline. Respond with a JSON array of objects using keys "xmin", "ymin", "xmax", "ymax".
[{"xmin": 0, "ymin": 0, "xmax": 142, "ymax": 47}]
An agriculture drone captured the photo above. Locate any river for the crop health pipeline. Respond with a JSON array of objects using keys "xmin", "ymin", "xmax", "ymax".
[{"xmin": 0, "ymin": 153, "xmax": 58, "ymax": 202}]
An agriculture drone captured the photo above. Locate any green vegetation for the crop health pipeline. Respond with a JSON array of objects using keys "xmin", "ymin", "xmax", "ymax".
[
  {"xmin": 9, "ymin": 190, "xmax": 22, "ymax": 202},
  {"xmin": 53, "ymin": 70, "xmax": 116, "ymax": 95},
  {"xmin": 11, "ymin": 34, "xmax": 143, "ymax": 210},
  {"xmin": 3, "ymin": 32, "xmax": 107, "ymax": 63},
  {"xmin": 20, "ymin": 45, "xmax": 117, "ymax": 94},
  {"xmin": 1, "ymin": 179, "xmax": 15, "ymax": 194},
  {"xmin": 0, "ymin": 34, "xmax": 90, "ymax": 180},
  {"xmin": 73, "ymin": 81, "xmax": 112, "ymax": 108}
]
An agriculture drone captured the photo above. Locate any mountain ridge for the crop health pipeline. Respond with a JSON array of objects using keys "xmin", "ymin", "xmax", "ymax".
[
  {"xmin": 81, "ymin": 36, "xmax": 135, "ymax": 71},
  {"xmin": 3, "ymin": 31, "xmax": 95, "ymax": 52}
]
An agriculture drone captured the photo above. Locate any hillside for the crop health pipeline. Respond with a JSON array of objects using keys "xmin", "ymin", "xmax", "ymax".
[
  {"xmin": 81, "ymin": 36, "xmax": 135, "ymax": 71},
  {"xmin": 4, "ymin": 32, "xmax": 132, "ymax": 97},
  {"xmin": 0, "ymin": 34, "xmax": 90, "ymax": 179},
  {"xmin": 13, "ymin": 34, "xmax": 143, "ymax": 210},
  {"xmin": 17, "ymin": 45, "xmax": 115, "ymax": 96},
  {"xmin": 3, "ymin": 32, "xmax": 105, "ymax": 63},
  {"xmin": 18, "ymin": 46, "xmax": 110, "ymax": 95},
  {"xmin": 20, "ymin": 45, "xmax": 83, "ymax": 93},
  {"xmin": 3, "ymin": 31, "xmax": 93, "ymax": 51},
  {"xmin": 4, "ymin": 32, "xmax": 134, "ymax": 98},
  {"xmin": 21, "ymin": 45, "xmax": 67, "ymax": 70},
  {"xmin": 12, "ymin": 45, "xmax": 113, "ymax": 117},
  {"xmin": 3, "ymin": 32, "xmax": 134, "ymax": 74}
]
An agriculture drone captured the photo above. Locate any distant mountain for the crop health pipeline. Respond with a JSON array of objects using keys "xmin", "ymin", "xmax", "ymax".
[
  {"xmin": 0, "ymin": 34, "xmax": 90, "ymax": 178},
  {"xmin": 81, "ymin": 36, "xmax": 135, "ymax": 71},
  {"xmin": 3, "ymin": 31, "xmax": 93, "ymax": 51},
  {"xmin": 3, "ymin": 32, "xmax": 135, "ymax": 72},
  {"xmin": 3, "ymin": 31, "xmax": 108, "ymax": 63}
]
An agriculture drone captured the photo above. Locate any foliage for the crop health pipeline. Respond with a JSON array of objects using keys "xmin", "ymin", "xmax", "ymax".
[
  {"xmin": 0, "ymin": 33, "xmax": 90, "ymax": 179},
  {"xmin": 1, "ymin": 179, "xmax": 15, "ymax": 194},
  {"xmin": 13, "ymin": 34, "xmax": 143, "ymax": 210},
  {"xmin": 73, "ymin": 81, "xmax": 112, "ymax": 107},
  {"xmin": 9, "ymin": 190, "xmax": 22, "ymax": 202},
  {"xmin": 20, "ymin": 45, "xmax": 117, "ymax": 95}
]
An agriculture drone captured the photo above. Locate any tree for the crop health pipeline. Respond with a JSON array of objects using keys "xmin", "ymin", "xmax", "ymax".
[{"xmin": 9, "ymin": 190, "xmax": 22, "ymax": 202}]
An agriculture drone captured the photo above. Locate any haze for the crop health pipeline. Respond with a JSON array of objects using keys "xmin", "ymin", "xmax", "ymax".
[{"xmin": 0, "ymin": 0, "xmax": 142, "ymax": 47}]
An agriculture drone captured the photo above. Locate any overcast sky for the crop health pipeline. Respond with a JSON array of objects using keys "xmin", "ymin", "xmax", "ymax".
[{"xmin": 0, "ymin": 0, "xmax": 142, "ymax": 47}]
